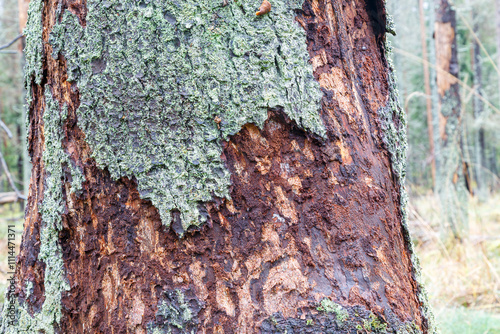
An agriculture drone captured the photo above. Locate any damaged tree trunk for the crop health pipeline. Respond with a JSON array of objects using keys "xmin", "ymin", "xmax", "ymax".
[
  {"xmin": 3, "ymin": 0, "xmax": 436, "ymax": 333},
  {"xmin": 434, "ymin": 0, "xmax": 468, "ymax": 239}
]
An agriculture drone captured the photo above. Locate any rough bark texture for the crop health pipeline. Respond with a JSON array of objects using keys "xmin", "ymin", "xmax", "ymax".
[
  {"xmin": 3, "ymin": 0, "xmax": 435, "ymax": 333},
  {"xmin": 434, "ymin": 0, "xmax": 467, "ymax": 239}
]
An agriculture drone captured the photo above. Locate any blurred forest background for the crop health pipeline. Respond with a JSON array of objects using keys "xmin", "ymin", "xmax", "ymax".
[{"xmin": 0, "ymin": 0, "xmax": 499, "ymax": 332}]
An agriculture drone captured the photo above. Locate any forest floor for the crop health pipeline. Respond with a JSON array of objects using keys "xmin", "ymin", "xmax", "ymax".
[
  {"xmin": 409, "ymin": 190, "xmax": 500, "ymax": 333},
  {"xmin": 0, "ymin": 193, "xmax": 499, "ymax": 333}
]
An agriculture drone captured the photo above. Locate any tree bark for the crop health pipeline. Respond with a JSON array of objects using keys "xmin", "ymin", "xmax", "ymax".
[
  {"xmin": 3, "ymin": 0, "xmax": 435, "ymax": 333},
  {"xmin": 434, "ymin": 0, "xmax": 468, "ymax": 238}
]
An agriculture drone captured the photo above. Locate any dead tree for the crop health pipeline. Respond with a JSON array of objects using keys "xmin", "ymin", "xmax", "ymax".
[{"xmin": 2, "ymin": 0, "xmax": 436, "ymax": 333}]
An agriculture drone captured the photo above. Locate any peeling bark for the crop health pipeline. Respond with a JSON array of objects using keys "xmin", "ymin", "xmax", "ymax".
[{"xmin": 4, "ymin": 0, "xmax": 435, "ymax": 333}]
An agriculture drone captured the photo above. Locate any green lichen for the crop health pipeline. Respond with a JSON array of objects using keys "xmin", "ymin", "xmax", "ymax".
[
  {"xmin": 262, "ymin": 304, "xmax": 422, "ymax": 334},
  {"xmin": 385, "ymin": 13, "xmax": 396, "ymax": 36},
  {"xmin": 22, "ymin": 0, "xmax": 44, "ymax": 122},
  {"xmin": 316, "ymin": 298, "xmax": 349, "ymax": 323},
  {"xmin": 362, "ymin": 313, "xmax": 388, "ymax": 332},
  {"xmin": 49, "ymin": 0, "xmax": 325, "ymax": 234},
  {"xmin": 42, "ymin": 89, "xmax": 85, "ymax": 196},
  {"xmin": 381, "ymin": 40, "xmax": 438, "ymax": 334},
  {"xmin": 396, "ymin": 321, "xmax": 422, "ymax": 334},
  {"xmin": 148, "ymin": 288, "xmax": 202, "ymax": 333},
  {"xmin": 0, "ymin": 89, "xmax": 81, "ymax": 333},
  {"xmin": 23, "ymin": 0, "xmax": 44, "ymax": 87}
]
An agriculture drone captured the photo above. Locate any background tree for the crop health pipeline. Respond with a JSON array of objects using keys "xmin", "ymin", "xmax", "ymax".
[
  {"xmin": 419, "ymin": 0, "xmax": 436, "ymax": 187},
  {"xmin": 387, "ymin": 0, "xmax": 500, "ymax": 327},
  {"xmin": 3, "ymin": 0, "xmax": 436, "ymax": 332},
  {"xmin": 434, "ymin": 0, "xmax": 468, "ymax": 238},
  {"xmin": 496, "ymin": 0, "xmax": 500, "ymax": 103},
  {"xmin": 471, "ymin": 7, "xmax": 487, "ymax": 201}
]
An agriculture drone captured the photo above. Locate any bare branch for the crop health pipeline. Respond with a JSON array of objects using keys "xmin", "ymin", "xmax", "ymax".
[
  {"xmin": 0, "ymin": 192, "xmax": 20, "ymax": 204},
  {"xmin": 0, "ymin": 119, "xmax": 13, "ymax": 138},
  {"xmin": 0, "ymin": 34, "xmax": 23, "ymax": 51},
  {"xmin": 0, "ymin": 149, "xmax": 26, "ymax": 201}
]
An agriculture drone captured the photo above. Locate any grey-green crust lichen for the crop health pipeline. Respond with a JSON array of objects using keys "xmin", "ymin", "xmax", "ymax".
[
  {"xmin": 147, "ymin": 288, "xmax": 202, "ymax": 333},
  {"xmin": 379, "ymin": 40, "xmax": 438, "ymax": 334},
  {"xmin": 49, "ymin": 0, "xmax": 325, "ymax": 233},
  {"xmin": 0, "ymin": 89, "xmax": 79, "ymax": 333},
  {"xmin": 261, "ymin": 298, "xmax": 423, "ymax": 333},
  {"xmin": 316, "ymin": 298, "xmax": 349, "ymax": 323},
  {"xmin": 23, "ymin": 0, "xmax": 44, "ymax": 109}
]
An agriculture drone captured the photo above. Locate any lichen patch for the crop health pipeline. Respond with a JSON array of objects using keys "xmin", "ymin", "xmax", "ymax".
[{"xmin": 49, "ymin": 0, "xmax": 325, "ymax": 234}]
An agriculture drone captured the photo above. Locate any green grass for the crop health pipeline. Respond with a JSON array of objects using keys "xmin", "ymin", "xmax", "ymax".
[
  {"xmin": 436, "ymin": 307, "xmax": 500, "ymax": 334},
  {"xmin": 409, "ymin": 190, "xmax": 500, "ymax": 333}
]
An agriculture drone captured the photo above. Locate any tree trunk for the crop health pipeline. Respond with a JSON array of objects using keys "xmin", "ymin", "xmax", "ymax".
[
  {"xmin": 471, "ymin": 11, "xmax": 487, "ymax": 201},
  {"xmin": 3, "ymin": 0, "xmax": 436, "ymax": 333},
  {"xmin": 419, "ymin": 0, "xmax": 436, "ymax": 188},
  {"xmin": 18, "ymin": 0, "xmax": 30, "ymax": 34},
  {"xmin": 434, "ymin": 0, "xmax": 468, "ymax": 239},
  {"xmin": 497, "ymin": 0, "xmax": 500, "ymax": 105}
]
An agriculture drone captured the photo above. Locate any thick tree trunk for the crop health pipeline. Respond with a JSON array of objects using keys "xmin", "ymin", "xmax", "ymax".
[
  {"xmin": 3, "ymin": 0, "xmax": 435, "ymax": 333},
  {"xmin": 434, "ymin": 0, "xmax": 467, "ymax": 239}
]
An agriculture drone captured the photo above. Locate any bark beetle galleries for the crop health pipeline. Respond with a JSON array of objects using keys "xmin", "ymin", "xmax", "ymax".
[{"xmin": 4, "ymin": 0, "xmax": 435, "ymax": 333}]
